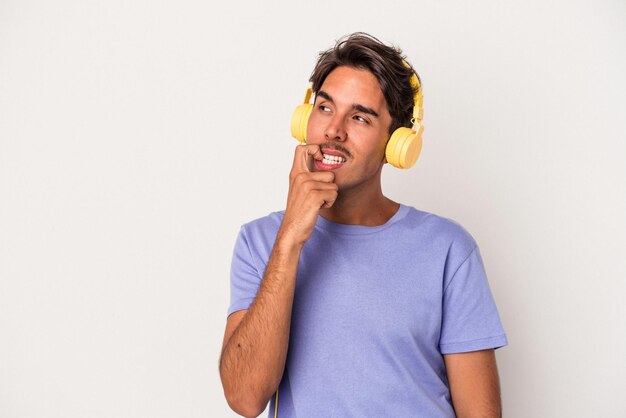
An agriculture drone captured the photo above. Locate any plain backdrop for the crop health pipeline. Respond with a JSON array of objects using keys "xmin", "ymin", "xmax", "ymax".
[{"xmin": 1, "ymin": 0, "xmax": 625, "ymax": 417}]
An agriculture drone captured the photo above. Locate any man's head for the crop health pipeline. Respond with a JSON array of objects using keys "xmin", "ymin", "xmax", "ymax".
[
  {"xmin": 309, "ymin": 32, "xmax": 420, "ymax": 135},
  {"xmin": 304, "ymin": 33, "xmax": 420, "ymax": 193}
]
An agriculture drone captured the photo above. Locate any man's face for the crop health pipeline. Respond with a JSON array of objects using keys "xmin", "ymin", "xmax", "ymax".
[{"xmin": 306, "ymin": 66, "xmax": 393, "ymax": 192}]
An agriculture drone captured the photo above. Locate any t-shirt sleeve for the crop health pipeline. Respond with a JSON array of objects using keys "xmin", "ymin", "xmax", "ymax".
[
  {"xmin": 227, "ymin": 226, "xmax": 263, "ymax": 316},
  {"xmin": 439, "ymin": 245, "xmax": 508, "ymax": 354}
]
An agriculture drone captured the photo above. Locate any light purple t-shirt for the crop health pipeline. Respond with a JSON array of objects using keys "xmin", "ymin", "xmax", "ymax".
[{"xmin": 228, "ymin": 204, "xmax": 507, "ymax": 417}]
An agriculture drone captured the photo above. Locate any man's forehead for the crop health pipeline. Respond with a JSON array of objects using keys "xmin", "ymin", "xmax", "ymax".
[{"xmin": 318, "ymin": 66, "xmax": 388, "ymax": 114}]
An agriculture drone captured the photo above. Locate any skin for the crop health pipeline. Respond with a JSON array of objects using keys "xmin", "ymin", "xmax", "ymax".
[
  {"xmin": 445, "ymin": 349, "xmax": 502, "ymax": 418},
  {"xmin": 219, "ymin": 66, "xmax": 502, "ymax": 417}
]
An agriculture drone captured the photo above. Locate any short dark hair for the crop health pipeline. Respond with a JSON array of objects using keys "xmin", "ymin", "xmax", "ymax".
[{"xmin": 309, "ymin": 32, "xmax": 421, "ymax": 134}]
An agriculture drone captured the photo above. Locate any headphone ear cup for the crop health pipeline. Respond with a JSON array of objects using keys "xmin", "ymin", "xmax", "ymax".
[
  {"xmin": 290, "ymin": 103, "xmax": 314, "ymax": 144},
  {"xmin": 385, "ymin": 124, "xmax": 424, "ymax": 169}
]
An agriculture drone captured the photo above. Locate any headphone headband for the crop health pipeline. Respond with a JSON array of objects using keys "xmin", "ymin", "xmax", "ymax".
[{"xmin": 404, "ymin": 61, "xmax": 423, "ymax": 126}]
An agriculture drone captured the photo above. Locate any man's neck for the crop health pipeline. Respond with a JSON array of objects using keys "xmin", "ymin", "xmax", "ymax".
[{"xmin": 319, "ymin": 186, "xmax": 399, "ymax": 226}]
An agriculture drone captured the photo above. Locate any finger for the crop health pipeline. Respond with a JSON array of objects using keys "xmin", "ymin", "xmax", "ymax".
[
  {"xmin": 291, "ymin": 171, "xmax": 335, "ymax": 188},
  {"xmin": 303, "ymin": 180, "xmax": 338, "ymax": 191},
  {"xmin": 318, "ymin": 189, "xmax": 338, "ymax": 209},
  {"xmin": 292, "ymin": 144, "xmax": 323, "ymax": 173},
  {"xmin": 305, "ymin": 172, "xmax": 335, "ymax": 183}
]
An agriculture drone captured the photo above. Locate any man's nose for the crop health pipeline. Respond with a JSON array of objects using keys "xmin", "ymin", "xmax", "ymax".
[{"xmin": 324, "ymin": 116, "xmax": 347, "ymax": 142}]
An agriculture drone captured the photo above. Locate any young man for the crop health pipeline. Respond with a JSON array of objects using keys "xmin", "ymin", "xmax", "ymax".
[{"xmin": 220, "ymin": 33, "xmax": 507, "ymax": 417}]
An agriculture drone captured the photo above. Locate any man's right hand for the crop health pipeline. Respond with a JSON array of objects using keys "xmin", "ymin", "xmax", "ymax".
[{"xmin": 278, "ymin": 144, "xmax": 338, "ymax": 246}]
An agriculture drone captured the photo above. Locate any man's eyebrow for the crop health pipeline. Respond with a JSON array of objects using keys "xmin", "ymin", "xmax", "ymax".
[
  {"xmin": 316, "ymin": 90, "xmax": 379, "ymax": 118},
  {"xmin": 316, "ymin": 90, "xmax": 334, "ymax": 103},
  {"xmin": 353, "ymin": 104, "xmax": 379, "ymax": 118}
]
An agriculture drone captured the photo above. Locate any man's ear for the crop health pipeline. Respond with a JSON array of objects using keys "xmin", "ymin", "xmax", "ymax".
[{"xmin": 382, "ymin": 138, "xmax": 389, "ymax": 164}]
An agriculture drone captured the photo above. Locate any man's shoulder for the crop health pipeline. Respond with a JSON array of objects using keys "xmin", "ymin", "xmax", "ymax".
[
  {"xmin": 239, "ymin": 210, "xmax": 285, "ymax": 235},
  {"xmin": 400, "ymin": 205, "xmax": 478, "ymax": 253},
  {"xmin": 232, "ymin": 210, "xmax": 286, "ymax": 258}
]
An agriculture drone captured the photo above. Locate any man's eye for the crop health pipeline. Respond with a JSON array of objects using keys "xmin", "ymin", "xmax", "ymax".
[
  {"xmin": 354, "ymin": 115, "xmax": 369, "ymax": 124},
  {"xmin": 318, "ymin": 105, "xmax": 331, "ymax": 112}
]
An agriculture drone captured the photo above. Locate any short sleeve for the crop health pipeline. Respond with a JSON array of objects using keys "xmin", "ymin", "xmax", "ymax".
[
  {"xmin": 439, "ymin": 246, "xmax": 508, "ymax": 354},
  {"xmin": 227, "ymin": 226, "xmax": 263, "ymax": 316}
]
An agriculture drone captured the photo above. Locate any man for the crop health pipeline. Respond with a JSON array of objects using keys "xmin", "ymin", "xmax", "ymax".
[{"xmin": 220, "ymin": 33, "xmax": 507, "ymax": 417}]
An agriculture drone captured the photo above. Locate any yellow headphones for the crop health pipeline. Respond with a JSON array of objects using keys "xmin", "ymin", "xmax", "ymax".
[{"xmin": 290, "ymin": 65, "xmax": 424, "ymax": 169}]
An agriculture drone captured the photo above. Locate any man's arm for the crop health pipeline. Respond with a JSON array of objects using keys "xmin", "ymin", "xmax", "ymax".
[
  {"xmin": 444, "ymin": 349, "xmax": 502, "ymax": 418},
  {"xmin": 219, "ymin": 145, "xmax": 336, "ymax": 417},
  {"xmin": 219, "ymin": 236, "xmax": 303, "ymax": 417}
]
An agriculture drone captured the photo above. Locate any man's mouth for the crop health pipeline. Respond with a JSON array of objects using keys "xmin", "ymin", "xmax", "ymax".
[
  {"xmin": 322, "ymin": 153, "xmax": 346, "ymax": 165},
  {"xmin": 314, "ymin": 147, "xmax": 349, "ymax": 171}
]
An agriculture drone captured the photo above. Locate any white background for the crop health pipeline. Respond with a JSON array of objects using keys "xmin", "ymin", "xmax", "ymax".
[{"xmin": 1, "ymin": 0, "xmax": 625, "ymax": 417}]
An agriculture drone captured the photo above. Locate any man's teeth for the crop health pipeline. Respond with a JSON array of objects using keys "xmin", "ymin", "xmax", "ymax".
[{"xmin": 322, "ymin": 153, "xmax": 346, "ymax": 165}]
